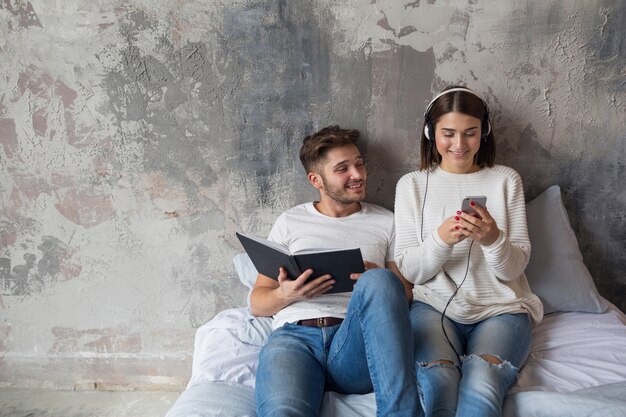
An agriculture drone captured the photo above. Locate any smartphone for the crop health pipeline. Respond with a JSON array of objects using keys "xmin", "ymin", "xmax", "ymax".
[{"xmin": 461, "ymin": 196, "xmax": 487, "ymax": 216}]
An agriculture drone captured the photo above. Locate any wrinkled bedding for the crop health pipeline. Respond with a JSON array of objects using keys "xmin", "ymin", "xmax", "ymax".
[{"xmin": 167, "ymin": 304, "xmax": 626, "ymax": 417}]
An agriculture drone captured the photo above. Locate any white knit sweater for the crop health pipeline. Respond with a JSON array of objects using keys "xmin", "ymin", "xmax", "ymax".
[{"xmin": 394, "ymin": 165, "xmax": 543, "ymax": 324}]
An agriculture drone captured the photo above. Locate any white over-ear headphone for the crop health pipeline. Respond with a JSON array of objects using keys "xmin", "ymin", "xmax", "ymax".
[{"xmin": 423, "ymin": 87, "xmax": 492, "ymax": 141}]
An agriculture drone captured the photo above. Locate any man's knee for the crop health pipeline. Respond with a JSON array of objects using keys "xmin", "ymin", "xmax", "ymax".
[{"xmin": 355, "ymin": 268, "xmax": 403, "ymax": 295}]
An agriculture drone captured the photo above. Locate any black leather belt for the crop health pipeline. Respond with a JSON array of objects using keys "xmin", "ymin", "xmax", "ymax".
[{"xmin": 297, "ymin": 317, "xmax": 344, "ymax": 328}]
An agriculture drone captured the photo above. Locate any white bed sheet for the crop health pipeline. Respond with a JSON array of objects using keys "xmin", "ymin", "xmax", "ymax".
[
  {"xmin": 511, "ymin": 304, "xmax": 626, "ymax": 393},
  {"xmin": 503, "ymin": 381, "xmax": 626, "ymax": 417},
  {"xmin": 189, "ymin": 305, "xmax": 626, "ymax": 394}
]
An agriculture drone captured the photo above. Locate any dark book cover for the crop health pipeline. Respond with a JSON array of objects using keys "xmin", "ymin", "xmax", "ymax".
[{"xmin": 236, "ymin": 232, "xmax": 364, "ymax": 294}]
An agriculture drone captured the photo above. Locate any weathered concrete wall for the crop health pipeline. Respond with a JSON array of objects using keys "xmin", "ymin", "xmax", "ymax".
[{"xmin": 0, "ymin": 0, "xmax": 624, "ymax": 390}]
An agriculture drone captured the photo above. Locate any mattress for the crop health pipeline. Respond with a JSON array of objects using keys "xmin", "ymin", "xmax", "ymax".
[{"xmin": 166, "ymin": 303, "xmax": 626, "ymax": 417}]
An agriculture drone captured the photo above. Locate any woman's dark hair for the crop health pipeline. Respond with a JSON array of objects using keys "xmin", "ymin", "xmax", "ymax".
[
  {"xmin": 419, "ymin": 86, "xmax": 496, "ymax": 171},
  {"xmin": 299, "ymin": 125, "xmax": 360, "ymax": 173}
]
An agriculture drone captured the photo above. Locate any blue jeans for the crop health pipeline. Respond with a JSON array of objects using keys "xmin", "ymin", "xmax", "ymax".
[
  {"xmin": 409, "ymin": 301, "xmax": 531, "ymax": 417},
  {"xmin": 256, "ymin": 269, "xmax": 422, "ymax": 417}
]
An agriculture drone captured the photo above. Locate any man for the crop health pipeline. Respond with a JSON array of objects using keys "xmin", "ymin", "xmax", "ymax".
[{"xmin": 251, "ymin": 126, "xmax": 422, "ymax": 417}]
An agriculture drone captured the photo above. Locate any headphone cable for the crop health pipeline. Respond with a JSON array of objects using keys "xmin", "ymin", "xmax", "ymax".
[
  {"xmin": 440, "ymin": 239, "xmax": 474, "ymax": 361},
  {"xmin": 419, "ymin": 168, "xmax": 473, "ymax": 362},
  {"xmin": 420, "ymin": 170, "xmax": 430, "ymax": 242}
]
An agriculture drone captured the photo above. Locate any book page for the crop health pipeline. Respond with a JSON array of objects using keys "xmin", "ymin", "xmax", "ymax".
[
  {"xmin": 239, "ymin": 233, "xmax": 290, "ymax": 255},
  {"xmin": 294, "ymin": 247, "xmax": 360, "ymax": 255}
]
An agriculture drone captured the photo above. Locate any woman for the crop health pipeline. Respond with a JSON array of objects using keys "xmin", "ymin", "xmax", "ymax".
[{"xmin": 394, "ymin": 86, "xmax": 543, "ymax": 417}]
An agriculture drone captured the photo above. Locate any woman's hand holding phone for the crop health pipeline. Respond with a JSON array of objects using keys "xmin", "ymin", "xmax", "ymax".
[
  {"xmin": 456, "ymin": 197, "xmax": 499, "ymax": 245},
  {"xmin": 461, "ymin": 196, "xmax": 487, "ymax": 217},
  {"xmin": 437, "ymin": 215, "xmax": 469, "ymax": 245},
  {"xmin": 437, "ymin": 196, "xmax": 499, "ymax": 246}
]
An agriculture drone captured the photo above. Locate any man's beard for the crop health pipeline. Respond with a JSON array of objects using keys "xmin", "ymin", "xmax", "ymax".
[{"xmin": 320, "ymin": 175, "xmax": 365, "ymax": 205}]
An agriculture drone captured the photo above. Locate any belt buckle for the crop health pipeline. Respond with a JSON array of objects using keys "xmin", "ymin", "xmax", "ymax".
[{"xmin": 318, "ymin": 317, "xmax": 324, "ymax": 327}]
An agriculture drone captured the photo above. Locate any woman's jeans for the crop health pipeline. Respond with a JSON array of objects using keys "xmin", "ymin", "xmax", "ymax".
[
  {"xmin": 409, "ymin": 301, "xmax": 531, "ymax": 417},
  {"xmin": 256, "ymin": 269, "xmax": 422, "ymax": 417}
]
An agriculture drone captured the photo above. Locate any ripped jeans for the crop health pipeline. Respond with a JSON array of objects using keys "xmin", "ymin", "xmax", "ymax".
[{"xmin": 409, "ymin": 301, "xmax": 531, "ymax": 417}]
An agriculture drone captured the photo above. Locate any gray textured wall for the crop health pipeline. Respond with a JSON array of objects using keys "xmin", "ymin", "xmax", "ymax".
[{"xmin": 1, "ymin": 0, "xmax": 624, "ymax": 390}]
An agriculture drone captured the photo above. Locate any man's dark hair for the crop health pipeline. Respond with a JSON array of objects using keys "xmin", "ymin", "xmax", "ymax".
[{"xmin": 299, "ymin": 125, "xmax": 360, "ymax": 173}]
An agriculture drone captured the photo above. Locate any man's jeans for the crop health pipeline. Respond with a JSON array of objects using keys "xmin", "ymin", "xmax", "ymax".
[
  {"xmin": 409, "ymin": 301, "xmax": 531, "ymax": 417},
  {"xmin": 256, "ymin": 269, "xmax": 422, "ymax": 417}
]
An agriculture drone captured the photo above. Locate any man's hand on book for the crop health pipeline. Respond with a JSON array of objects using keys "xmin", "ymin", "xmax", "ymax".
[
  {"xmin": 350, "ymin": 261, "xmax": 380, "ymax": 280},
  {"xmin": 276, "ymin": 267, "xmax": 335, "ymax": 301}
]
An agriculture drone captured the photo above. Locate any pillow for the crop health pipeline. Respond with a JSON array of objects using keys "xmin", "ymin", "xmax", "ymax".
[
  {"xmin": 233, "ymin": 252, "xmax": 258, "ymax": 289},
  {"xmin": 525, "ymin": 185, "xmax": 608, "ymax": 314},
  {"xmin": 232, "ymin": 254, "xmax": 273, "ymax": 343},
  {"xmin": 233, "ymin": 252, "xmax": 259, "ymax": 309}
]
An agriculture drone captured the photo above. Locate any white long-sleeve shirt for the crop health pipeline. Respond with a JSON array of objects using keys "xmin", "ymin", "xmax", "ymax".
[{"xmin": 394, "ymin": 165, "xmax": 543, "ymax": 324}]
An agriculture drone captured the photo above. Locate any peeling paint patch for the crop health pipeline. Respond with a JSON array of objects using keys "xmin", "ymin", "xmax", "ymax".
[
  {"xmin": 15, "ymin": 65, "xmax": 54, "ymax": 100},
  {"xmin": 13, "ymin": 64, "xmax": 84, "ymax": 147},
  {"xmin": 1, "ymin": 0, "xmax": 42, "ymax": 29},
  {"xmin": 0, "ymin": 258, "xmax": 11, "ymax": 293},
  {"xmin": 376, "ymin": 15, "xmax": 417, "ymax": 38},
  {"xmin": 1, "ymin": 236, "xmax": 81, "ymax": 296},
  {"xmin": 31, "ymin": 107, "xmax": 48, "ymax": 137},
  {"xmin": 0, "ymin": 118, "xmax": 18, "ymax": 158},
  {"xmin": 120, "ymin": 8, "xmax": 154, "ymax": 36},
  {"xmin": 54, "ymin": 80, "xmax": 78, "ymax": 109},
  {"xmin": 38, "ymin": 236, "xmax": 81, "ymax": 281},
  {"xmin": 10, "ymin": 172, "xmax": 53, "ymax": 201},
  {"xmin": 7, "ymin": 253, "xmax": 37, "ymax": 296},
  {"xmin": 54, "ymin": 188, "xmax": 114, "ymax": 228}
]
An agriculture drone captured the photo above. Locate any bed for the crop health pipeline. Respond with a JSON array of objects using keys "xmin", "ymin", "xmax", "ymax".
[{"xmin": 166, "ymin": 186, "xmax": 626, "ymax": 417}]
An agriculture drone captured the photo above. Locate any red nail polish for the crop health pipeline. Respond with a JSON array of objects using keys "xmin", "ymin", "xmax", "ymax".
[
  {"xmin": 470, "ymin": 201, "xmax": 476, "ymax": 206},
  {"xmin": 456, "ymin": 211, "xmax": 461, "ymax": 215},
  {"xmin": 455, "ymin": 226, "xmax": 460, "ymax": 230},
  {"xmin": 454, "ymin": 216, "xmax": 460, "ymax": 221}
]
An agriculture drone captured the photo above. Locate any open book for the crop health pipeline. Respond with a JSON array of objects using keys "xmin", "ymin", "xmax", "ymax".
[{"xmin": 235, "ymin": 232, "xmax": 365, "ymax": 294}]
